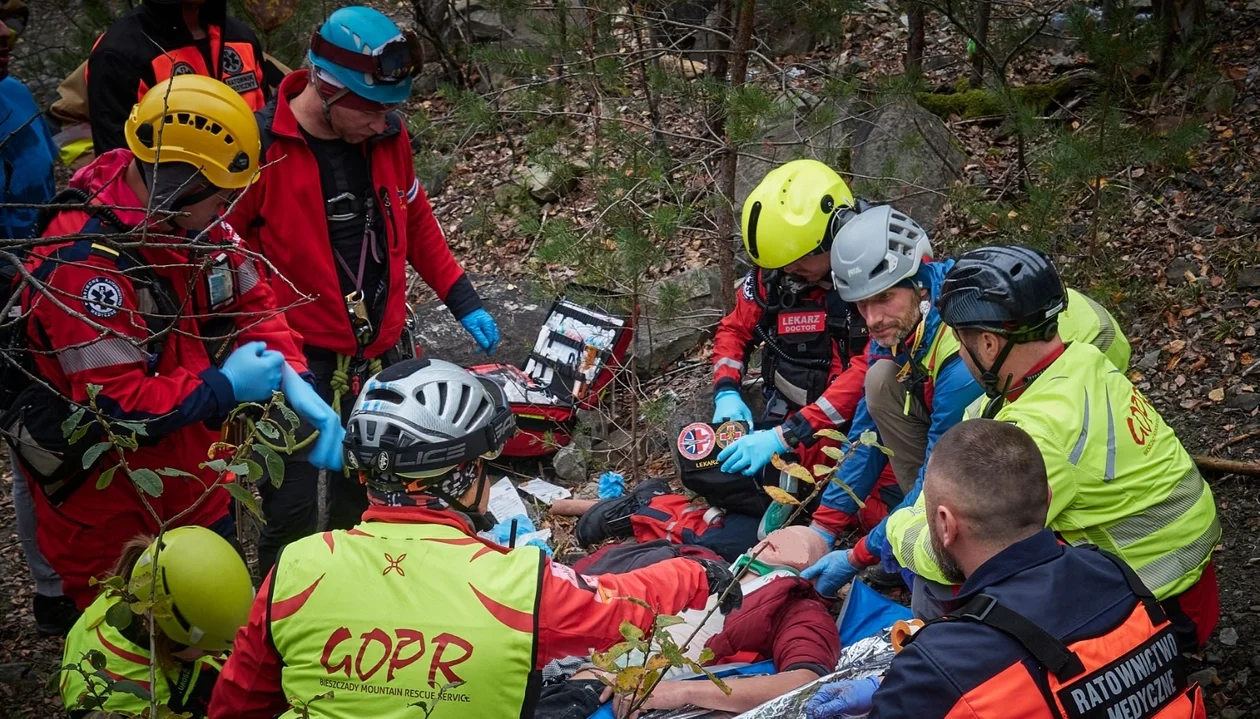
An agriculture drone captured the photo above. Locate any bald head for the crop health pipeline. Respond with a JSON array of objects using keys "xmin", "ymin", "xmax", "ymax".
[{"xmin": 925, "ymin": 419, "xmax": 1049, "ymax": 546}]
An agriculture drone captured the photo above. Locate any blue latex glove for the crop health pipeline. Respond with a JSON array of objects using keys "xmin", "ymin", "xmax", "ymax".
[
  {"xmin": 712, "ymin": 390, "xmax": 754, "ymax": 424},
  {"xmin": 221, "ymin": 341, "xmax": 285, "ymax": 402},
  {"xmin": 491, "ymin": 514, "xmax": 537, "ymax": 545},
  {"xmin": 809, "ymin": 524, "xmax": 836, "ymax": 546},
  {"xmin": 806, "ymin": 677, "xmax": 881, "ymax": 719},
  {"xmin": 717, "ymin": 428, "xmax": 787, "ymax": 476},
  {"xmin": 460, "ymin": 308, "xmax": 500, "ymax": 355},
  {"xmin": 801, "ymin": 549, "xmax": 861, "ymax": 597},
  {"xmin": 280, "ymin": 364, "xmax": 344, "ymax": 471},
  {"xmin": 598, "ymin": 471, "xmax": 625, "ymax": 499}
]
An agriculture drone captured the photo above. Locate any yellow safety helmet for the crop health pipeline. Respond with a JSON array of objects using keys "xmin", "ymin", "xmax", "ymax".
[
  {"xmin": 740, "ymin": 159, "xmax": 854, "ymax": 270},
  {"xmin": 125, "ymin": 75, "xmax": 261, "ymax": 190},
  {"xmin": 128, "ymin": 526, "xmax": 254, "ymax": 652}
]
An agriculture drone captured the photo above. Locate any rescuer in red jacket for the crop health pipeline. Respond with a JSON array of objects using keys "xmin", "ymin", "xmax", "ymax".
[
  {"xmin": 209, "ymin": 358, "xmax": 741, "ymax": 719},
  {"xmin": 10, "ymin": 76, "xmax": 342, "ymax": 610},
  {"xmin": 711, "ymin": 160, "xmax": 900, "ymax": 535},
  {"xmin": 228, "ymin": 7, "xmax": 500, "ymax": 573}
]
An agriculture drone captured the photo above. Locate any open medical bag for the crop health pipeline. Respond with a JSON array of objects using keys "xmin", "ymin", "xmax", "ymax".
[{"xmin": 471, "ymin": 295, "xmax": 632, "ymax": 457}]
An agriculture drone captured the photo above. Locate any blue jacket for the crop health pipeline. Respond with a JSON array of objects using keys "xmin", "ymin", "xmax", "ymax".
[
  {"xmin": 871, "ymin": 531, "xmax": 1148, "ymax": 718},
  {"xmin": 0, "ymin": 76, "xmax": 58, "ymax": 239},
  {"xmin": 817, "ymin": 259, "xmax": 982, "ymax": 550}
]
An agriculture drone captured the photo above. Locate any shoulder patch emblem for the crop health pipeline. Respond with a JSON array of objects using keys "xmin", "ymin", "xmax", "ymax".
[
  {"xmin": 742, "ymin": 273, "xmax": 757, "ymax": 301},
  {"xmin": 82, "ymin": 277, "xmax": 124, "ymax": 318}
]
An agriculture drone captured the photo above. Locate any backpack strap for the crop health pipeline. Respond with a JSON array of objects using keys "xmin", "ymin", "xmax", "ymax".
[{"xmin": 1076, "ymin": 544, "xmax": 1166, "ymax": 626}]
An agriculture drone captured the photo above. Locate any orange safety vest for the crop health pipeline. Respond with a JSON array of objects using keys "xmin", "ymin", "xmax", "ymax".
[
  {"xmin": 907, "ymin": 549, "xmax": 1206, "ymax": 719},
  {"xmin": 87, "ymin": 25, "xmax": 265, "ymax": 110}
]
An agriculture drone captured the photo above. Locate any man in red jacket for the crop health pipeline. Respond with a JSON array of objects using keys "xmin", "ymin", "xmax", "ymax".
[
  {"xmin": 228, "ymin": 7, "xmax": 500, "ymax": 572},
  {"xmin": 10, "ymin": 76, "xmax": 341, "ymax": 610},
  {"xmin": 209, "ymin": 358, "xmax": 740, "ymax": 718},
  {"xmin": 712, "ymin": 160, "xmax": 900, "ymax": 534}
]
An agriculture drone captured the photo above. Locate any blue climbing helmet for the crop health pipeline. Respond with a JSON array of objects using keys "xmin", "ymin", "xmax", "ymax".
[{"xmin": 308, "ymin": 6, "xmax": 423, "ymax": 106}]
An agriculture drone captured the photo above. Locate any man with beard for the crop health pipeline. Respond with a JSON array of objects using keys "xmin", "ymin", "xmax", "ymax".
[
  {"xmin": 885, "ymin": 246, "xmax": 1219, "ymax": 654},
  {"xmin": 804, "ymin": 420, "xmax": 1206, "ymax": 719},
  {"xmin": 802, "ymin": 209, "xmax": 1128, "ymax": 607}
]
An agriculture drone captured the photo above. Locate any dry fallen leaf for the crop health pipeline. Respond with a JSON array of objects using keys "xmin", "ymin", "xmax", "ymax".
[
  {"xmin": 1166, "ymin": 339, "xmax": 1187, "ymax": 354},
  {"xmin": 1209, "ymin": 388, "xmax": 1225, "ymax": 402}
]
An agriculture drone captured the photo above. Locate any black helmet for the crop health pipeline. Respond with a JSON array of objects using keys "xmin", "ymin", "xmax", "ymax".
[{"xmin": 937, "ymin": 245, "xmax": 1066, "ymax": 343}]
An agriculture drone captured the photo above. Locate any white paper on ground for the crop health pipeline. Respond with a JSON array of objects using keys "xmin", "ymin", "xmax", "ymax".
[
  {"xmin": 486, "ymin": 476, "xmax": 530, "ymax": 524},
  {"xmin": 518, "ymin": 478, "xmax": 572, "ymax": 505}
]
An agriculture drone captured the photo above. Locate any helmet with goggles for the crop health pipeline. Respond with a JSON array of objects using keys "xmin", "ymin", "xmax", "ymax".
[{"xmin": 308, "ymin": 6, "xmax": 424, "ymax": 106}]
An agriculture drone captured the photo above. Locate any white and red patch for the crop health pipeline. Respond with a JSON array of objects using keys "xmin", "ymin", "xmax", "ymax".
[
  {"xmin": 777, "ymin": 310, "xmax": 826, "ymax": 334},
  {"xmin": 677, "ymin": 422, "xmax": 716, "ymax": 460}
]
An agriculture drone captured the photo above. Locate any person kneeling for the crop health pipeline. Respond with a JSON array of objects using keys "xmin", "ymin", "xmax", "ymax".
[{"xmin": 60, "ymin": 527, "xmax": 253, "ymax": 718}]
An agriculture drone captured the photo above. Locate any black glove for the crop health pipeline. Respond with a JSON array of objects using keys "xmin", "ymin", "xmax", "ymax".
[{"xmin": 687, "ymin": 557, "xmax": 744, "ymax": 615}]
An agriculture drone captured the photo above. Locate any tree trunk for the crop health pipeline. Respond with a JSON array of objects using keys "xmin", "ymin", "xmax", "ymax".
[
  {"xmin": 906, "ymin": 2, "xmax": 925, "ymax": 75},
  {"xmin": 713, "ymin": 0, "xmax": 755, "ymax": 312},
  {"xmin": 969, "ymin": 0, "xmax": 991, "ymax": 87}
]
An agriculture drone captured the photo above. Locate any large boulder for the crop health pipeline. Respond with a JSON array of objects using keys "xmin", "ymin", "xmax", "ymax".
[
  {"xmin": 633, "ymin": 266, "xmax": 727, "ymax": 376},
  {"xmin": 410, "ymin": 273, "xmax": 549, "ymax": 368},
  {"xmin": 848, "ymin": 100, "xmax": 965, "ymax": 235}
]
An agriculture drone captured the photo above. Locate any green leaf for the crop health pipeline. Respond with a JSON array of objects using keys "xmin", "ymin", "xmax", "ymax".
[
  {"xmin": 104, "ymin": 601, "xmax": 133, "ymax": 631},
  {"xmin": 278, "ymin": 401, "xmax": 300, "ymax": 430},
  {"xmin": 821, "ymin": 445, "xmax": 845, "ymax": 461},
  {"xmin": 813, "ymin": 428, "xmax": 848, "ymax": 443},
  {"xmin": 858, "ymin": 430, "xmax": 893, "ymax": 455},
  {"xmin": 68, "ymin": 424, "xmax": 92, "ymax": 445},
  {"xmin": 225, "ymin": 481, "xmax": 262, "ymax": 519},
  {"xmin": 256, "ymin": 419, "xmax": 280, "ymax": 440},
  {"xmin": 698, "ymin": 647, "xmax": 716, "ymax": 664},
  {"xmin": 61, "ymin": 407, "xmax": 86, "ymax": 439},
  {"xmin": 619, "ymin": 620, "xmax": 644, "ymax": 642},
  {"xmin": 86, "ymin": 383, "xmax": 102, "ymax": 400},
  {"xmin": 86, "ymin": 650, "xmax": 107, "ymax": 671},
  {"xmin": 828, "ymin": 476, "xmax": 867, "ymax": 510},
  {"xmin": 117, "ymin": 420, "xmax": 149, "ymax": 437},
  {"xmin": 128, "ymin": 468, "xmax": 163, "ymax": 497},
  {"xmin": 81, "ymin": 441, "xmax": 113, "ymax": 469},
  {"xmin": 111, "ymin": 680, "xmax": 151, "ymax": 701},
  {"xmin": 653, "ymin": 614, "xmax": 685, "ymax": 630},
  {"xmin": 156, "ymin": 467, "xmax": 196, "ymax": 479},
  {"xmin": 255, "ymin": 444, "xmax": 285, "ymax": 488},
  {"xmin": 617, "ymin": 595, "xmax": 653, "ymax": 611},
  {"xmin": 241, "ymin": 459, "xmax": 264, "ymax": 483},
  {"xmin": 227, "ymin": 462, "xmax": 250, "ymax": 477},
  {"xmin": 95, "ymin": 465, "xmax": 118, "ymax": 491},
  {"xmin": 204, "ymin": 459, "xmax": 229, "ymax": 473}
]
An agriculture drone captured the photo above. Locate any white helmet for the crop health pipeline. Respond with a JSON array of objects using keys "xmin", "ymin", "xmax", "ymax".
[
  {"xmin": 344, "ymin": 358, "xmax": 515, "ymax": 497},
  {"xmin": 829, "ymin": 204, "xmax": 932, "ymax": 302}
]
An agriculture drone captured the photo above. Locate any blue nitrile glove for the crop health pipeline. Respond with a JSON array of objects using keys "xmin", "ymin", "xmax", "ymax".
[
  {"xmin": 598, "ymin": 471, "xmax": 625, "ymax": 499},
  {"xmin": 712, "ymin": 390, "xmax": 754, "ymax": 424},
  {"xmin": 525, "ymin": 538, "xmax": 554, "ymax": 557},
  {"xmin": 280, "ymin": 364, "xmax": 344, "ymax": 471},
  {"xmin": 809, "ymin": 525, "xmax": 836, "ymax": 547},
  {"xmin": 718, "ymin": 428, "xmax": 787, "ymax": 476},
  {"xmin": 491, "ymin": 514, "xmax": 537, "ymax": 546},
  {"xmin": 806, "ymin": 677, "xmax": 881, "ymax": 719},
  {"xmin": 459, "ymin": 308, "xmax": 500, "ymax": 355},
  {"xmin": 801, "ymin": 549, "xmax": 861, "ymax": 597},
  {"xmin": 221, "ymin": 341, "xmax": 285, "ymax": 402}
]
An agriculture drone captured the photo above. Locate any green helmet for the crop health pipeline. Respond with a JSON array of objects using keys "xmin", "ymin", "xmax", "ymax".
[{"xmin": 128, "ymin": 526, "xmax": 254, "ymax": 652}]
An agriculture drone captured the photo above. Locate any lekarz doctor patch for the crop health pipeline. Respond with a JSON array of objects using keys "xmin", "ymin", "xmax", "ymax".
[
  {"xmin": 778, "ymin": 310, "xmax": 826, "ymax": 334},
  {"xmin": 82, "ymin": 277, "xmax": 124, "ymax": 318}
]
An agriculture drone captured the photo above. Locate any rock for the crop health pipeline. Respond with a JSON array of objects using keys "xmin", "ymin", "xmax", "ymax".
[
  {"xmin": 1221, "ymin": 709, "xmax": 1244, "ymax": 719},
  {"xmin": 552, "ymin": 444, "xmax": 588, "ymax": 483},
  {"xmin": 1165, "ymin": 258, "xmax": 1198, "ymax": 285},
  {"xmin": 520, "ymin": 162, "xmax": 581, "ymax": 204},
  {"xmin": 594, "ymin": 428, "xmax": 645, "ymax": 464},
  {"xmin": 0, "ymin": 662, "xmax": 30, "ymax": 684},
  {"xmin": 1252, "ymin": 654, "xmax": 1260, "ymax": 672},
  {"xmin": 1180, "ymin": 173, "xmax": 1209, "ymax": 190},
  {"xmin": 1205, "ymin": 82, "xmax": 1238, "ymax": 116},
  {"xmin": 1207, "ymin": 651, "xmax": 1224, "ymax": 664},
  {"xmin": 1138, "ymin": 350, "xmax": 1161, "ymax": 371},
  {"xmin": 1221, "ymin": 627, "xmax": 1240, "ymax": 646},
  {"xmin": 1048, "ymin": 53, "xmax": 1076, "ymax": 69},
  {"xmin": 1227, "ymin": 394, "xmax": 1260, "ymax": 412},
  {"xmin": 734, "ymin": 97, "xmax": 875, "ymax": 209},
  {"xmin": 575, "ymin": 481, "xmax": 600, "ymax": 500},
  {"xmin": 849, "ymin": 99, "xmax": 966, "ymax": 234},
  {"xmin": 634, "ymin": 266, "xmax": 728, "ymax": 375},
  {"xmin": 1235, "ymin": 201, "xmax": 1260, "ymax": 224},
  {"xmin": 1189, "ymin": 220, "xmax": 1218, "ymax": 238},
  {"xmin": 412, "ymin": 273, "xmax": 549, "ymax": 368},
  {"xmin": 1187, "ymin": 667, "xmax": 1217, "ymax": 686},
  {"xmin": 1238, "ymin": 267, "xmax": 1260, "ymax": 290},
  {"xmin": 575, "ymin": 408, "xmax": 609, "ymax": 441}
]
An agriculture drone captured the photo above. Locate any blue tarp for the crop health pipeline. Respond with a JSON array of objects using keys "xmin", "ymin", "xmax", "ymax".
[{"xmin": 587, "ymin": 580, "xmax": 911, "ymax": 718}]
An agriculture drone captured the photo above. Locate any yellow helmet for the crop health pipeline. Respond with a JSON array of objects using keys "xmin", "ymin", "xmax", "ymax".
[
  {"xmin": 125, "ymin": 75, "xmax": 261, "ymax": 190},
  {"xmin": 128, "ymin": 526, "xmax": 254, "ymax": 652},
  {"xmin": 740, "ymin": 159, "xmax": 854, "ymax": 269}
]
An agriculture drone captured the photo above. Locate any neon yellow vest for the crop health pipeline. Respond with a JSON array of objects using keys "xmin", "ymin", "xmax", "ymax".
[
  {"xmin": 268, "ymin": 521, "xmax": 542, "ymax": 719},
  {"xmin": 61, "ymin": 593, "xmax": 211, "ymax": 714},
  {"xmin": 1062, "ymin": 287, "xmax": 1131, "ymax": 371},
  {"xmin": 886, "ymin": 342, "xmax": 1219, "ymax": 599}
]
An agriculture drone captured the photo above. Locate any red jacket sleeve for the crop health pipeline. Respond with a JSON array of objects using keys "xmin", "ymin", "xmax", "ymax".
[
  {"xmin": 226, "ymin": 251, "xmax": 308, "ymax": 373},
  {"xmin": 793, "ymin": 341, "xmax": 870, "ymax": 433},
  {"xmin": 28, "ymin": 255, "xmax": 235, "ymax": 436},
  {"xmin": 535, "ymin": 557, "xmax": 710, "ymax": 666},
  {"xmin": 207, "ymin": 570, "xmax": 287, "ymax": 719},
  {"xmin": 704, "ymin": 577, "xmax": 838, "ymax": 675},
  {"xmin": 712, "ymin": 272, "xmax": 764, "ymax": 394}
]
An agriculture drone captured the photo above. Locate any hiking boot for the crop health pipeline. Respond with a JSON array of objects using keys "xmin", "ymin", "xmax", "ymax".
[
  {"xmin": 862, "ymin": 565, "xmax": 908, "ymax": 592},
  {"xmin": 575, "ymin": 479, "xmax": 672, "ymax": 546},
  {"xmin": 34, "ymin": 593, "xmax": 81, "ymax": 637}
]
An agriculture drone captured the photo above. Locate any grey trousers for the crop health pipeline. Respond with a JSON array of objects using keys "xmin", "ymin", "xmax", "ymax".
[
  {"xmin": 863, "ymin": 359, "xmax": 933, "ymax": 494},
  {"xmin": 9, "ymin": 451, "xmax": 64, "ymax": 596}
]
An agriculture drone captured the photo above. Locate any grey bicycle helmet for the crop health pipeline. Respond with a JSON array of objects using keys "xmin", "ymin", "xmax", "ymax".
[
  {"xmin": 830, "ymin": 204, "xmax": 932, "ymax": 302},
  {"xmin": 344, "ymin": 358, "xmax": 516, "ymax": 500}
]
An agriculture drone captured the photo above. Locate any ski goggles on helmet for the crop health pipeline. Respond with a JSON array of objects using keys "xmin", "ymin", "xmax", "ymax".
[{"xmin": 309, "ymin": 28, "xmax": 424, "ymax": 85}]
